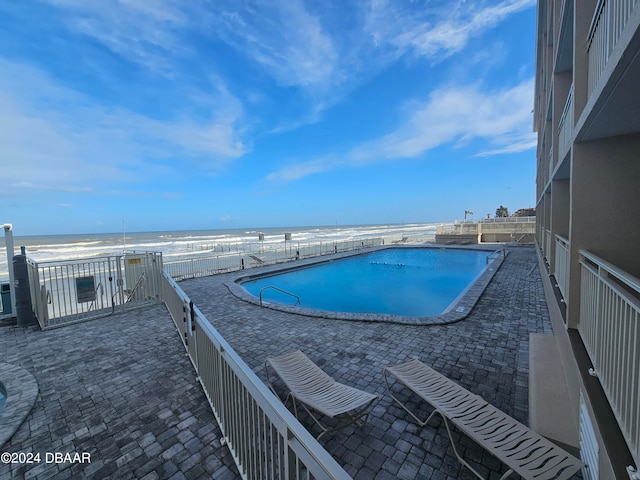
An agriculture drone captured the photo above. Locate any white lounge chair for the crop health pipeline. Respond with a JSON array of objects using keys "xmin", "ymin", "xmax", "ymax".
[
  {"xmin": 384, "ymin": 358, "xmax": 583, "ymax": 480},
  {"xmin": 264, "ymin": 350, "xmax": 378, "ymax": 439}
]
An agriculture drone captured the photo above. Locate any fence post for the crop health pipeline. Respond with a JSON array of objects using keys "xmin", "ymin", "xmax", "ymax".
[{"xmin": 116, "ymin": 256, "xmax": 125, "ymax": 311}]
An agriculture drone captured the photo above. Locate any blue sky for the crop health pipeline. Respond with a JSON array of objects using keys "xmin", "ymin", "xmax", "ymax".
[{"xmin": 0, "ymin": 0, "xmax": 537, "ymax": 236}]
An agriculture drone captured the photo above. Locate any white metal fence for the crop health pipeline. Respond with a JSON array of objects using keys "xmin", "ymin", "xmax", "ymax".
[
  {"xmin": 27, "ymin": 252, "xmax": 163, "ymax": 329},
  {"xmin": 579, "ymin": 250, "xmax": 640, "ymax": 467},
  {"xmin": 536, "ymin": 225, "xmax": 545, "ymax": 255},
  {"xmin": 554, "ymin": 235, "xmax": 570, "ymax": 303},
  {"xmin": 587, "ymin": 0, "xmax": 639, "ymax": 96},
  {"xmin": 545, "ymin": 229, "xmax": 552, "ymax": 260},
  {"xmin": 436, "ymin": 222, "xmax": 480, "ymax": 235},
  {"xmin": 164, "ymin": 238, "xmax": 397, "ymax": 281},
  {"xmin": 162, "ymin": 272, "xmax": 350, "ymax": 479}
]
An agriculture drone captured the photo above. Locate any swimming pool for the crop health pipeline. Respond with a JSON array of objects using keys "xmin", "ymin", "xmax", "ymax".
[{"xmin": 240, "ymin": 247, "xmax": 492, "ymax": 318}]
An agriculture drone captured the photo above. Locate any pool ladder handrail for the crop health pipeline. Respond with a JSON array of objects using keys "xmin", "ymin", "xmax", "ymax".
[
  {"xmin": 486, "ymin": 248, "xmax": 507, "ymax": 264},
  {"xmin": 259, "ymin": 285, "xmax": 300, "ymax": 307}
]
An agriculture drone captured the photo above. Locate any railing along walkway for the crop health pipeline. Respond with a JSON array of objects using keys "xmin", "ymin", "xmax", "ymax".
[{"xmin": 162, "ymin": 272, "xmax": 350, "ymax": 479}]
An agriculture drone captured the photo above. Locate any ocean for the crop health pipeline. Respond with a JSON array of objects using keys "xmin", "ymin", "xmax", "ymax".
[{"xmin": 0, "ymin": 223, "xmax": 441, "ymax": 282}]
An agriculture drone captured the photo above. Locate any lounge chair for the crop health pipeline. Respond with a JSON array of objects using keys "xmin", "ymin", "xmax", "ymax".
[
  {"xmin": 384, "ymin": 359, "xmax": 583, "ymax": 480},
  {"xmin": 264, "ymin": 350, "xmax": 378, "ymax": 439}
]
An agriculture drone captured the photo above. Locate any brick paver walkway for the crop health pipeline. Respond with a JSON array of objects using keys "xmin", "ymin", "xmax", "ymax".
[
  {"xmin": 0, "ymin": 305, "xmax": 239, "ymax": 480},
  {"xmin": 1, "ymin": 245, "xmax": 561, "ymax": 479}
]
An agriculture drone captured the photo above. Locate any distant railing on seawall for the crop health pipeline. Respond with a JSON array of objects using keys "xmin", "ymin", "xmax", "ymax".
[
  {"xmin": 436, "ymin": 217, "xmax": 535, "ymax": 237},
  {"xmin": 164, "ymin": 235, "xmax": 435, "ymax": 281},
  {"xmin": 162, "ymin": 271, "xmax": 351, "ymax": 479}
]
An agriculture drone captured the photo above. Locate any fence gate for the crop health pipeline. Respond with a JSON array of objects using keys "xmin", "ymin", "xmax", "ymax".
[
  {"xmin": 123, "ymin": 253, "xmax": 164, "ymax": 302},
  {"xmin": 28, "ymin": 252, "xmax": 163, "ymax": 329}
]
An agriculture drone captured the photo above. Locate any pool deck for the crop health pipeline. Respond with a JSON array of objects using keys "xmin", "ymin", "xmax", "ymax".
[{"xmin": 1, "ymin": 245, "xmax": 563, "ymax": 479}]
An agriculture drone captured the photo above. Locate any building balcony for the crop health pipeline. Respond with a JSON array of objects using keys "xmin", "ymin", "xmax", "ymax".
[
  {"xmin": 587, "ymin": 0, "xmax": 638, "ymax": 96},
  {"xmin": 578, "ymin": 0, "xmax": 640, "ymax": 140}
]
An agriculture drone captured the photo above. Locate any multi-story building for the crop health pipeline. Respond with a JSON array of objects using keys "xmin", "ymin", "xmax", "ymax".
[{"xmin": 533, "ymin": 1, "xmax": 640, "ymax": 478}]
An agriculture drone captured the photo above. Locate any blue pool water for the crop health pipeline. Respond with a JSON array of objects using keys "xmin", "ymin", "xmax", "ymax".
[{"xmin": 242, "ymin": 248, "xmax": 488, "ymax": 317}]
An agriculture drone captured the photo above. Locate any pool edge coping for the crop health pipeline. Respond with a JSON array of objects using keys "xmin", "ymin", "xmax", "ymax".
[
  {"xmin": 225, "ymin": 244, "xmax": 507, "ymax": 325},
  {"xmin": 0, "ymin": 363, "xmax": 39, "ymax": 449}
]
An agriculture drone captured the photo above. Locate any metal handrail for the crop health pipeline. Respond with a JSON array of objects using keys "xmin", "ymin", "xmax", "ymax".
[
  {"xmin": 486, "ymin": 248, "xmax": 507, "ymax": 264},
  {"xmin": 259, "ymin": 285, "xmax": 300, "ymax": 306},
  {"xmin": 580, "ymin": 249, "xmax": 640, "ymax": 294}
]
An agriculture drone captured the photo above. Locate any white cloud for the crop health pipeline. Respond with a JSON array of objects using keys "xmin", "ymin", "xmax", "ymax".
[
  {"xmin": 40, "ymin": 0, "xmax": 190, "ymax": 73},
  {"xmin": 365, "ymin": 0, "xmax": 535, "ymax": 61},
  {"xmin": 0, "ymin": 59, "xmax": 247, "ymax": 194},
  {"xmin": 370, "ymin": 79, "xmax": 536, "ymax": 159},
  {"xmin": 266, "ymin": 156, "xmax": 344, "ymax": 182},
  {"xmin": 208, "ymin": 0, "xmax": 339, "ymax": 91},
  {"xmin": 267, "ymin": 78, "xmax": 535, "ymax": 181}
]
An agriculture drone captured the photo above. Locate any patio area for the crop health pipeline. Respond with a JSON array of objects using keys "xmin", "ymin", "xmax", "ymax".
[
  {"xmin": 0, "ymin": 245, "xmax": 562, "ymax": 479},
  {"xmin": 0, "ymin": 305, "xmax": 239, "ymax": 480}
]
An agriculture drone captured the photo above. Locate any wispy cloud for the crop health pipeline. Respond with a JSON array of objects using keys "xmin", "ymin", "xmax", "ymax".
[
  {"xmin": 209, "ymin": 0, "xmax": 339, "ymax": 91},
  {"xmin": 40, "ymin": 0, "xmax": 190, "ymax": 74},
  {"xmin": 368, "ymin": 78, "xmax": 535, "ymax": 159},
  {"xmin": 267, "ymin": 78, "xmax": 535, "ymax": 181},
  {"xmin": 0, "ymin": 59, "xmax": 247, "ymax": 194},
  {"xmin": 365, "ymin": 0, "xmax": 536, "ymax": 61}
]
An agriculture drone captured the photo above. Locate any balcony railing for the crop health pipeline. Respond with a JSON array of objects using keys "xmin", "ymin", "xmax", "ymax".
[
  {"xmin": 587, "ymin": 0, "xmax": 639, "ymax": 96},
  {"xmin": 557, "ymin": 85, "xmax": 574, "ymax": 162},
  {"xmin": 536, "ymin": 225, "xmax": 544, "ymax": 251},
  {"xmin": 579, "ymin": 250, "xmax": 640, "ymax": 467},
  {"xmin": 162, "ymin": 272, "xmax": 350, "ymax": 479},
  {"xmin": 554, "ymin": 235, "xmax": 570, "ymax": 303},
  {"xmin": 543, "ymin": 228, "xmax": 552, "ymax": 259}
]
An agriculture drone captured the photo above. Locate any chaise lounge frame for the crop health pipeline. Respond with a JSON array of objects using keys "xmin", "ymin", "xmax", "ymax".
[
  {"xmin": 384, "ymin": 358, "xmax": 583, "ymax": 480},
  {"xmin": 264, "ymin": 350, "xmax": 378, "ymax": 439}
]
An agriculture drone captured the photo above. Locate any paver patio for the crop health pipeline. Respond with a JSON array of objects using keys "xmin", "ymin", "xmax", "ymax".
[{"xmin": 0, "ymin": 305, "xmax": 239, "ymax": 480}]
